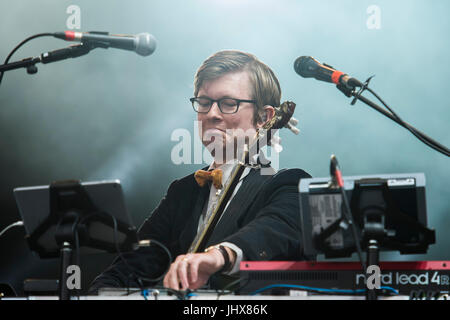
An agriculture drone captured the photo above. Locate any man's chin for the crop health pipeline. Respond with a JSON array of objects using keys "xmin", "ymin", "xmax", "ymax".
[
  {"xmin": 205, "ymin": 143, "xmax": 237, "ymax": 163},
  {"xmin": 204, "ymin": 128, "xmax": 226, "ymax": 135}
]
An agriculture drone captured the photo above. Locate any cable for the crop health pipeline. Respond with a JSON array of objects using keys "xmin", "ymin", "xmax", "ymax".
[
  {"xmin": 341, "ymin": 79, "xmax": 450, "ymax": 157},
  {"xmin": 330, "ymin": 155, "xmax": 367, "ymax": 274},
  {"xmin": 183, "ymin": 289, "xmax": 197, "ymax": 300},
  {"xmin": 249, "ymin": 284, "xmax": 399, "ymax": 296},
  {"xmin": 216, "ymin": 278, "xmax": 242, "ymax": 300},
  {"xmin": 126, "ymin": 238, "xmax": 173, "ymax": 284},
  {"xmin": 216, "ymin": 277, "xmax": 251, "ymax": 299},
  {"xmin": 365, "ymin": 87, "xmax": 450, "ymax": 157},
  {"xmin": 341, "ymin": 185, "xmax": 367, "ymax": 272},
  {"xmin": 141, "ymin": 289, "xmax": 148, "ymax": 300},
  {"xmin": 0, "ymin": 220, "xmax": 24, "ymax": 238},
  {"xmin": 163, "ymin": 288, "xmax": 190, "ymax": 300},
  {"xmin": 368, "ymin": 88, "xmax": 449, "ymax": 156},
  {"xmin": 251, "ymin": 284, "xmax": 364, "ymax": 295},
  {"xmin": 0, "ymin": 33, "xmax": 54, "ymax": 86},
  {"xmin": 77, "ymin": 210, "xmax": 172, "ymax": 292},
  {"xmin": 103, "ymin": 213, "xmax": 173, "ymax": 290},
  {"xmin": 93, "ymin": 213, "xmax": 148, "ymax": 292},
  {"xmin": 77, "ymin": 210, "xmax": 173, "ymax": 297},
  {"xmin": 71, "ymin": 220, "xmax": 81, "ymax": 300}
]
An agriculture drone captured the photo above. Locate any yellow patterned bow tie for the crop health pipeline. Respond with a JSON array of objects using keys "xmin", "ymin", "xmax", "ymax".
[{"xmin": 194, "ymin": 169, "xmax": 223, "ymax": 189}]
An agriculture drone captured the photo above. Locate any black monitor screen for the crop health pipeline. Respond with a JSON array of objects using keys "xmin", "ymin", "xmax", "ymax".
[{"xmin": 299, "ymin": 173, "xmax": 434, "ymax": 259}]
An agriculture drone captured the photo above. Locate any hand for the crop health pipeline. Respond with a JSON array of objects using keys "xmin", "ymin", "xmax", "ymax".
[{"xmin": 162, "ymin": 249, "xmax": 225, "ymax": 291}]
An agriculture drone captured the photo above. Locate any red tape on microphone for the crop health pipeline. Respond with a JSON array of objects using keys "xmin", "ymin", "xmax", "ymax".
[
  {"xmin": 335, "ymin": 169, "xmax": 344, "ymax": 188},
  {"xmin": 331, "ymin": 71, "xmax": 345, "ymax": 85},
  {"xmin": 64, "ymin": 31, "xmax": 76, "ymax": 41}
]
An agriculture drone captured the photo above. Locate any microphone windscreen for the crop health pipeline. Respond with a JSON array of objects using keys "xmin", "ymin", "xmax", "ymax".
[
  {"xmin": 294, "ymin": 56, "xmax": 317, "ymax": 78},
  {"xmin": 135, "ymin": 33, "xmax": 157, "ymax": 56}
]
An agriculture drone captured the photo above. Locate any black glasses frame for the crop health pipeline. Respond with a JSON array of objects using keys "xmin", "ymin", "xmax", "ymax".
[{"xmin": 190, "ymin": 97, "xmax": 256, "ymax": 114}]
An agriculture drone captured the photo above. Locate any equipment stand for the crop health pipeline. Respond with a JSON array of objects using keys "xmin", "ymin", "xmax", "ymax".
[
  {"xmin": 58, "ymin": 241, "xmax": 73, "ymax": 300},
  {"xmin": 19, "ymin": 179, "xmax": 139, "ymax": 299},
  {"xmin": 0, "ymin": 43, "xmax": 96, "ymax": 77},
  {"xmin": 366, "ymin": 239, "xmax": 380, "ymax": 300}
]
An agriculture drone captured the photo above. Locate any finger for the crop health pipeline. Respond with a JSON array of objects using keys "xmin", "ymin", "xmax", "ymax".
[
  {"xmin": 163, "ymin": 272, "xmax": 168, "ymax": 288},
  {"xmin": 166, "ymin": 260, "xmax": 181, "ymax": 290},
  {"xmin": 189, "ymin": 258, "xmax": 199, "ymax": 284},
  {"xmin": 163, "ymin": 261, "xmax": 175, "ymax": 288},
  {"xmin": 178, "ymin": 258, "xmax": 190, "ymax": 290},
  {"xmin": 163, "ymin": 264, "xmax": 174, "ymax": 289}
]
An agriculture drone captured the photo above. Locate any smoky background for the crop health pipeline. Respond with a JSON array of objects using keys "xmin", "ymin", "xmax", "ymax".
[{"xmin": 0, "ymin": 0, "xmax": 448, "ymax": 295}]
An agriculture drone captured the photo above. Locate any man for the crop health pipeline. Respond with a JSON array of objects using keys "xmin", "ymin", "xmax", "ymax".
[{"xmin": 90, "ymin": 50, "xmax": 310, "ymax": 293}]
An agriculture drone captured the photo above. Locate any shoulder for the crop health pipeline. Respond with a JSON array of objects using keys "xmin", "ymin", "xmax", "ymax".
[
  {"xmin": 247, "ymin": 167, "xmax": 311, "ymax": 199},
  {"xmin": 254, "ymin": 168, "xmax": 311, "ymax": 199},
  {"xmin": 265, "ymin": 168, "xmax": 312, "ymax": 188}
]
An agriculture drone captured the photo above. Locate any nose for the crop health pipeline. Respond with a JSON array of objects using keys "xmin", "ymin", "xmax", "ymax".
[{"xmin": 206, "ymin": 101, "xmax": 223, "ymax": 120}]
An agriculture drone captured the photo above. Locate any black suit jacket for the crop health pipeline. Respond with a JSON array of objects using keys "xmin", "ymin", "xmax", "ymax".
[{"xmin": 89, "ymin": 167, "xmax": 311, "ymax": 291}]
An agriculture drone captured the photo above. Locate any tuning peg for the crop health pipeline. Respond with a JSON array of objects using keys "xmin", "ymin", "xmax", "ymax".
[
  {"xmin": 271, "ymin": 141, "xmax": 283, "ymax": 153},
  {"xmin": 270, "ymin": 135, "xmax": 283, "ymax": 153},
  {"xmin": 271, "ymin": 135, "xmax": 281, "ymax": 144},
  {"xmin": 285, "ymin": 122, "xmax": 300, "ymax": 135},
  {"xmin": 288, "ymin": 117, "xmax": 299, "ymax": 126},
  {"xmin": 272, "ymin": 142, "xmax": 283, "ymax": 153}
]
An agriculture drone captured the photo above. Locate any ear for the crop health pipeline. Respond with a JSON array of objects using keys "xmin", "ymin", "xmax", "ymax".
[{"xmin": 257, "ymin": 105, "xmax": 275, "ymax": 129}]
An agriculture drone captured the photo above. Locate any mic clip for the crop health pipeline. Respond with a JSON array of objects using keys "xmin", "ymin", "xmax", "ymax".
[
  {"xmin": 350, "ymin": 75, "xmax": 375, "ymax": 105},
  {"xmin": 336, "ymin": 83, "xmax": 353, "ymax": 98}
]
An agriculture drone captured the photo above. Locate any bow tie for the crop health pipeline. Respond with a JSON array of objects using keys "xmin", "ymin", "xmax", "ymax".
[{"xmin": 194, "ymin": 169, "xmax": 223, "ymax": 189}]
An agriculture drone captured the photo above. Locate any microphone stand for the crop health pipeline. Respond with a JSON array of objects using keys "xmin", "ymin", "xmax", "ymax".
[
  {"xmin": 336, "ymin": 80, "xmax": 449, "ymax": 157},
  {"xmin": 0, "ymin": 42, "xmax": 103, "ymax": 77},
  {"xmin": 337, "ymin": 81, "xmax": 406, "ymax": 127},
  {"xmin": 0, "ymin": 56, "xmax": 42, "ymax": 75}
]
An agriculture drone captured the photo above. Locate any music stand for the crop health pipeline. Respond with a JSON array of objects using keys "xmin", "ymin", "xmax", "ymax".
[
  {"xmin": 14, "ymin": 179, "xmax": 139, "ymax": 300},
  {"xmin": 299, "ymin": 173, "xmax": 436, "ymax": 298}
]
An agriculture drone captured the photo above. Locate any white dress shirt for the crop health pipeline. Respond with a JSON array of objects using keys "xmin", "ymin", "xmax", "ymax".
[{"xmin": 196, "ymin": 160, "xmax": 251, "ymax": 275}]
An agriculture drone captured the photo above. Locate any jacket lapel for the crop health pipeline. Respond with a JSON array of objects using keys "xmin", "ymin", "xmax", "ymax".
[
  {"xmin": 178, "ymin": 178, "xmax": 210, "ymax": 252},
  {"xmin": 206, "ymin": 167, "xmax": 275, "ymax": 245}
]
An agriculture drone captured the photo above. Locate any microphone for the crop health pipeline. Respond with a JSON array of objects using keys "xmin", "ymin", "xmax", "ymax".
[
  {"xmin": 294, "ymin": 56, "xmax": 362, "ymax": 88},
  {"xmin": 329, "ymin": 154, "xmax": 344, "ymax": 188},
  {"xmin": 53, "ymin": 31, "xmax": 157, "ymax": 56}
]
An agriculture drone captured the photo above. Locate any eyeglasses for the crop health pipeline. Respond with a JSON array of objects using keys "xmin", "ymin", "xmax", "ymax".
[{"xmin": 190, "ymin": 97, "xmax": 256, "ymax": 114}]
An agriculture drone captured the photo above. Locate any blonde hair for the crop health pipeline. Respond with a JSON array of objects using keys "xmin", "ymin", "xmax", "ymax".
[{"xmin": 194, "ymin": 50, "xmax": 281, "ymax": 124}]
